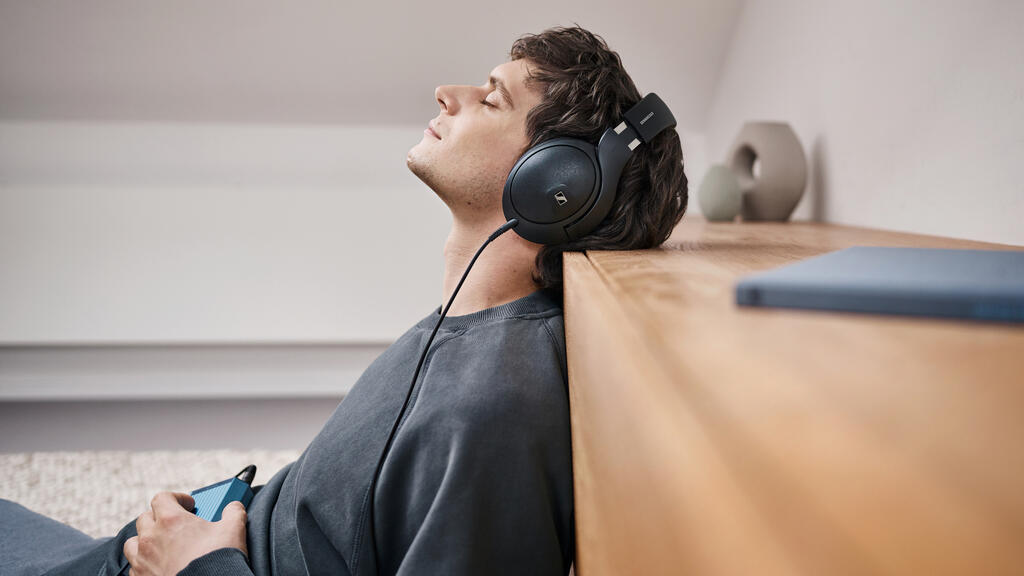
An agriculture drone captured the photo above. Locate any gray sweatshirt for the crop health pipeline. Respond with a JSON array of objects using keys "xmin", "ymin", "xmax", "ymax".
[{"xmin": 180, "ymin": 287, "xmax": 575, "ymax": 576}]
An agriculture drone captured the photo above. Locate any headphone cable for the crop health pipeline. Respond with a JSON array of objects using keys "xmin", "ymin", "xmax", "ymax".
[{"xmin": 366, "ymin": 218, "xmax": 520, "ymax": 575}]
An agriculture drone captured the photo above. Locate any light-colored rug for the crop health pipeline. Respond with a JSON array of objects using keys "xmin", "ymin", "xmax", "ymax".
[{"xmin": 0, "ymin": 450, "xmax": 301, "ymax": 537}]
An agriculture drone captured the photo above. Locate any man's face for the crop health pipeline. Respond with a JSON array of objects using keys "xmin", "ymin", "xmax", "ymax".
[{"xmin": 407, "ymin": 58, "xmax": 544, "ymax": 216}]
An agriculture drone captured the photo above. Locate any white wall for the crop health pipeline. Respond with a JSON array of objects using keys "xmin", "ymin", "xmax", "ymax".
[
  {"xmin": 0, "ymin": 120, "xmax": 708, "ymax": 347},
  {"xmin": 0, "ymin": 0, "xmax": 726, "ymax": 348},
  {"xmin": 0, "ymin": 121, "xmax": 449, "ymax": 345},
  {"xmin": 705, "ymin": 0, "xmax": 1024, "ymax": 246},
  {"xmin": 0, "ymin": 0, "xmax": 740, "ymax": 131},
  {"xmin": 0, "ymin": 3, "xmax": 722, "ymax": 417}
]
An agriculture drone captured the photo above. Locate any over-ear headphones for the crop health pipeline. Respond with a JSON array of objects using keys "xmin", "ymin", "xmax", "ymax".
[{"xmin": 502, "ymin": 92, "xmax": 677, "ymax": 245}]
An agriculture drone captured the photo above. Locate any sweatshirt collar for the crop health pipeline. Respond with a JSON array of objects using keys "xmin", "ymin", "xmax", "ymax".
[{"xmin": 414, "ymin": 287, "xmax": 562, "ymax": 332}]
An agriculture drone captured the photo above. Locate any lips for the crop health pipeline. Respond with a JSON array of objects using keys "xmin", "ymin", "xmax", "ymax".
[{"xmin": 427, "ymin": 121, "xmax": 441, "ymax": 139}]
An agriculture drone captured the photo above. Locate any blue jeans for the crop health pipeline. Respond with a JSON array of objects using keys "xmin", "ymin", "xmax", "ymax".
[{"xmin": 0, "ymin": 498, "xmax": 136, "ymax": 576}]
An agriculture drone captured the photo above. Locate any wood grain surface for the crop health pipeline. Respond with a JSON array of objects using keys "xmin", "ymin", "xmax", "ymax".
[{"xmin": 563, "ymin": 215, "xmax": 1024, "ymax": 576}]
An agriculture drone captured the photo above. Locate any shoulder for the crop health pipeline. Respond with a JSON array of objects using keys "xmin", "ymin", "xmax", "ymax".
[{"xmin": 422, "ymin": 312, "xmax": 570, "ymax": 436}]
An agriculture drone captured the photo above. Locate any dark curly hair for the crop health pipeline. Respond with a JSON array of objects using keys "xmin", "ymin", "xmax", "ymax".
[{"xmin": 509, "ymin": 24, "xmax": 689, "ymax": 301}]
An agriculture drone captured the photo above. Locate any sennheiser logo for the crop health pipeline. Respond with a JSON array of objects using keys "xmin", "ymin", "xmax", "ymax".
[
  {"xmin": 640, "ymin": 111, "xmax": 654, "ymax": 125},
  {"xmin": 554, "ymin": 191, "xmax": 568, "ymax": 206}
]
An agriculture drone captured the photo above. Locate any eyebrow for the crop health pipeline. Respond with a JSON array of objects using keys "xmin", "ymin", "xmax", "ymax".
[{"xmin": 489, "ymin": 75, "xmax": 515, "ymax": 109}]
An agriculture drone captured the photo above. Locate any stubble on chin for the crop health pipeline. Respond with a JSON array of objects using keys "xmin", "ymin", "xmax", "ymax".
[
  {"xmin": 407, "ymin": 144, "xmax": 434, "ymax": 183},
  {"xmin": 408, "ymin": 153, "xmax": 453, "ymax": 206}
]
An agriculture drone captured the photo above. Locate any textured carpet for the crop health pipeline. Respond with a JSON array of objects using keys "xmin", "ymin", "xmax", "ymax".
[{"xmin": 0, "ymin": 450, "xmax": 301, "ymax": 538}]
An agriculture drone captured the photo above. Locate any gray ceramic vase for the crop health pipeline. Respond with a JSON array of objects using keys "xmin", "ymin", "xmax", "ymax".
[
  {"xmin": 697, "ymin": 164, "xmax": 742, "ymax": 221},
  {"xmin": 726, "ymin": 121, "xmax": 807, "ymax": 221}
]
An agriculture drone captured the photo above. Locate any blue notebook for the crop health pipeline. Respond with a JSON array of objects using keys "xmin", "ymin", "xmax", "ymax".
[{"xmin": 734, "ymin": 246, "xmax": 1024, "ymax": 323}]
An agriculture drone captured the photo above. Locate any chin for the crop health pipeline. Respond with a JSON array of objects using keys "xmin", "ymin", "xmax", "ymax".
[
  {"xmin": 406, "ymin": 154, "xmax": 437, "ymax": 187},
  {"xmin": 406, "ymin": 144, "xmax": 426, "ymax": 169}
]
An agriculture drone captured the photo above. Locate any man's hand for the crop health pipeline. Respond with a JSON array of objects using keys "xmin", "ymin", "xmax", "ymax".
[{"xmin": 123, "ymin": 492, "xmax": 248, "ymax": 576}]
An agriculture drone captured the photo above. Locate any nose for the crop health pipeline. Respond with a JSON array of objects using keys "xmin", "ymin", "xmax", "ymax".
[
  {"xmin": 436, "ymin": 85, "xmax": 454, "ymax": 114},
  {"xmin": 436, "ymin": 84, "xmax": 480, "ymax": 115}
]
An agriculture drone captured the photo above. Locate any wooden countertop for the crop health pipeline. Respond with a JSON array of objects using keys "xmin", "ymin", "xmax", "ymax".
[{"xmin": 563, "ymin": 214, "xmax": 1024, "ymax": 576}]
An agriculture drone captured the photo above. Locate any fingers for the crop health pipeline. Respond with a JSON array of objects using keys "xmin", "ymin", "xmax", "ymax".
[
  {"xmin": 219, "ymin": 500, "xmax": 247, "ymax": 524},
  {"xmin": 135, "ymin": 508, "xmax": 154, "ymax": 533},
  {"xmin": 170, "ymin": 491, "xmax": 195, "ymax": 511},
  {"xmin": 123, "ymin": 535, "xmax": 138, "ymax": 565},
  {"xmin": 219, "ymin": 501, "xmax": 250, "ymax": 557},
  {"xmin": 150, "ymin": 491, "xmax": 195, "ymax": 518}
]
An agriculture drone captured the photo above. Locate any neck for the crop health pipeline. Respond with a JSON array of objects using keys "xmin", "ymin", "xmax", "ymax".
[{"xmin": 441, "ymin": 216, "xmax": 543, "ymax": 317}]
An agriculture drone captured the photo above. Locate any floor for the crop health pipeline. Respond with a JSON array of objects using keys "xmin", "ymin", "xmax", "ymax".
[{"xmin": 0, "ymin": 448, "xmax": 300, "ymax": 537}]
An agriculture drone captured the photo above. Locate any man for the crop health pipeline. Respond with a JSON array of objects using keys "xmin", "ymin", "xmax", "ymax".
[{"xmin": 0, "ymin": 24, "xmax": 687, "ymax": 576}]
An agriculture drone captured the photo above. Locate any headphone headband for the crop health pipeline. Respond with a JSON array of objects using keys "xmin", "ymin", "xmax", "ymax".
[{"xmin": 623, "ymin": 92, "xmax": 676, "ymax": 144}]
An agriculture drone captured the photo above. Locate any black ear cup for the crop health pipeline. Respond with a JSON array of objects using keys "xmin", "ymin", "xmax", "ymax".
[
  {"xmin": 502, "ymin": 137, "xmax": 599, "ymax": 245},
  {"xmin": 501, "ymin": 93, "xmax": 677, "ymax": 247}
]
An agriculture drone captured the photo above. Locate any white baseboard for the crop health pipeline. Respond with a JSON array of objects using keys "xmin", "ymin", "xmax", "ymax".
[
  {"xmin": 0, "ymin": 397, "xmax": 343, "ymax": 452},
  {"xmin": 0, "ymin": 342, "xmax": 389, "ymax": 400}
]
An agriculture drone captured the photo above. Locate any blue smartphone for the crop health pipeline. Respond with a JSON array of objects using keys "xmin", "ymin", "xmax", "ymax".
[{"xmin": 189, "ymin": 465, "xmax": 256, "ymax": 522}]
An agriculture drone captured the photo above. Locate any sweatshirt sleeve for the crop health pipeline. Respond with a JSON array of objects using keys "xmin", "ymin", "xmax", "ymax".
[
  {"xmin": 371, "ymin": 323, "xmax": 575, "ymax": 576},
  {"xmin": 176, "ymin": 547, "xmax": 254, "ymax": 576}
]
